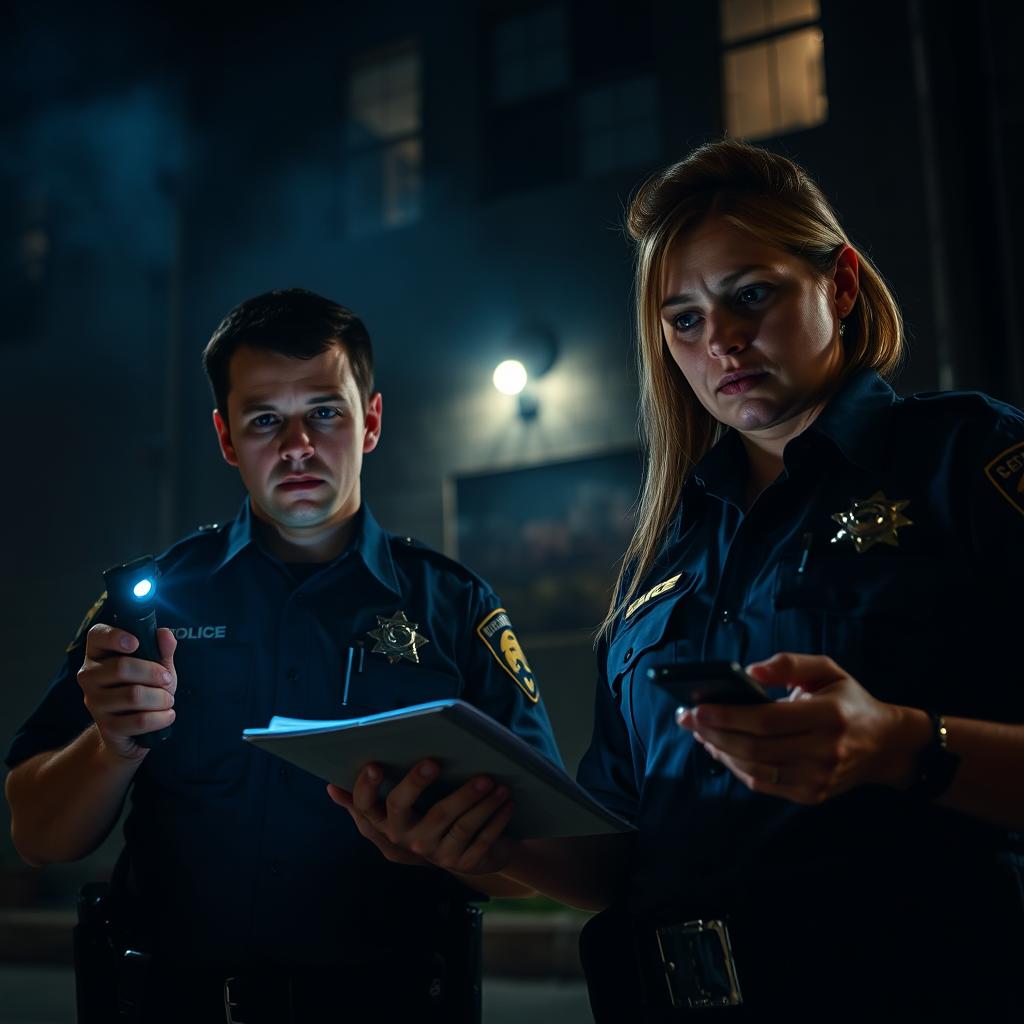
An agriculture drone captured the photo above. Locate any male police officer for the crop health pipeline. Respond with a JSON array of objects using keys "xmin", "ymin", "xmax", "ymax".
[{"xmin": 5, "ymin": 289, "xmax": 562, "ymax": 1023}]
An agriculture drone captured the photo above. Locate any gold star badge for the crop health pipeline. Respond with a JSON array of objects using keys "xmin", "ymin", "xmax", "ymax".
[
  {"xmin": 367, "ymin": 611, "xmax": 429, "ymax": 664},
  {"xmin": 830, "ymin": 491, "xmax": 913, "ymax": 553}
]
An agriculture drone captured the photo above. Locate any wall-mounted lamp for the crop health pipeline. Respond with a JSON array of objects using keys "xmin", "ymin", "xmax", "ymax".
[
  {"xmin": 492, "ymin": 359, "xmax": 528, "ymax": 396},
  {"xmin": 491, "ymin": 326, "xmax": 558, "ymax": 421}
]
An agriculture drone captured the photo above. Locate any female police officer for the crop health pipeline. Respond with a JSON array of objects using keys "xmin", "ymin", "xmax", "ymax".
[{"xmin": 331, "ymin": 140, "xmax": 1024, "ymax": 1019}]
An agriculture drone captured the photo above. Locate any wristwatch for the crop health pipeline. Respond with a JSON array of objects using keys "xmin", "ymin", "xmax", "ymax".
[{"xmin": 907, "ymin": 711, "xmax": 960, "ymax": 800}]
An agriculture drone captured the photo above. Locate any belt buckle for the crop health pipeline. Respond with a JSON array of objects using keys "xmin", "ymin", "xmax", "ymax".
[
  {"xmin": 655, "ymin": 918, "xmax": 743, "ymax": 1009},
  {"xmin": 223, "ymin": 976, "xmax": 250, "ymax": 1024}
]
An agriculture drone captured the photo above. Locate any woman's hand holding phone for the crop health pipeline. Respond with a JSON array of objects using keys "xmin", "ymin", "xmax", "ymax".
[{"xmin": 672, "ymin": 652, "xmax": 925, "ymax": 804}]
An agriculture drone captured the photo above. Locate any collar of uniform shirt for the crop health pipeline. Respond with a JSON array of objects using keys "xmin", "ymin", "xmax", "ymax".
[
  {"xmin": 211, "ymin": 497, "xmax": 402, "ymax": 596},
  {"xmin": 806, "ymin": 368, "xmax": 899, "ymax": 474}
]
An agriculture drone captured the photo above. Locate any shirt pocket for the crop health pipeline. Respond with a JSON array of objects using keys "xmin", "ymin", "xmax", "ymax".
[
  {"xmin": 608, "ymin": 574, "xmax": 700, "ymax": 685},
  {"xmin": 143, "ymin": 642, "xmax": 254, "ymax": 789},
  {"xmin": 772, "ymin": 552, "xmax": 942, "ymax": 704},
  {"xmin": 339, "ymin": 658, "xmax": 462, "ymax": 717}
]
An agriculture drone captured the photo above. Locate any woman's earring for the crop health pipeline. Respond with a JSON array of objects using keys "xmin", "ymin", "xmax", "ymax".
[{"xmin": 839, "ymin": 320, "xmax": 846, "ymax": 337}]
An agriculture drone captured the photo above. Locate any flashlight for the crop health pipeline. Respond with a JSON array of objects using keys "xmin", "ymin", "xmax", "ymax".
[{"xmin": 102, "ymin": 555, "xmax": 171, "ymax": 748}]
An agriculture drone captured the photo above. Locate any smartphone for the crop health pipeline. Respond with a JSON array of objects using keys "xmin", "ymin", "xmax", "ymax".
[{"xmin": 646, "ymin": 660, "xmax": 770, "ymax": 706}]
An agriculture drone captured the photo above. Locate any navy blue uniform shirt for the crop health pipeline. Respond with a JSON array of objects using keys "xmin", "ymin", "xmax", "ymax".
[
  {"xmin": 578, "ymin": 370, "xmax": 1024, "ymax": 924},
  {"xmin": 7, "ymin": 501, "xmax": 562, "ymax": 967}
]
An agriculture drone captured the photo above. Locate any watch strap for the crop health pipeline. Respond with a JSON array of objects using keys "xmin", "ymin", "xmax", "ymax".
[{"xmin": 907, "ymin": 710, "xmax": 960, "ymax": 800}]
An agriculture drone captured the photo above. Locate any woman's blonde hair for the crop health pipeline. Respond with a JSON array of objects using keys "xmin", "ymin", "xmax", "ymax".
[{"xmin": 602, "ymin": 139, "xmax": 905, "ymax": 637}]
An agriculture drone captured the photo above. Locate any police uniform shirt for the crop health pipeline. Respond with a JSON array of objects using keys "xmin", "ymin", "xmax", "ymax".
[
  {"xmin": 577, "ymin": 369, "xmax": 1024, "ymax": 929},
  {"xmin": 6, "ymin": 502, "xmax": 562, "ymax": 968}
]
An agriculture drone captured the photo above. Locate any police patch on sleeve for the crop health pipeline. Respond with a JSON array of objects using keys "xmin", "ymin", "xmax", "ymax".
[
  {"xmin": 476, "ymin": 608, "xmax": 539, "ymax": 703},
  {"xmin": 66, "ymin": 591, "xmax": 107, "ymax": 653},
  {"xmin": 984, "ymin": 441, "xmax": 1024, "ymax": 518}
]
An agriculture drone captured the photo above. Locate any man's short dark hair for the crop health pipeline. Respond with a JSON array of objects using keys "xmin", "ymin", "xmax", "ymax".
[{"xmin": 202, "ymin": 288, "xmax": 375, "ymax": 423}]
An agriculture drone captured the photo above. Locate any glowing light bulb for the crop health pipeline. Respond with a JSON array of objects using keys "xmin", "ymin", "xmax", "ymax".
[
  {"xmin": 133, "ymin": 578, "xmax": 154, "ymax": 599},
  {"xmin": 493, "ymin": 359, "xmax": 528, "ymax": 396}
]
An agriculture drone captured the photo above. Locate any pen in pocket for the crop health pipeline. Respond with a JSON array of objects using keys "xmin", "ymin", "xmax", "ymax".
[
  {"xmin": 341, "ymin": 643, "xmax": 366, "ymax": 707},
  {"xmin": 342, "ymin": 647, "xmax": 355, "ymax": 706},
  {"xmin": 796, "ymin": 532, "xmax": 814, "ymax": 575}
]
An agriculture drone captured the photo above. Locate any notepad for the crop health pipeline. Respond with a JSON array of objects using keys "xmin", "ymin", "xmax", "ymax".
[{"xmin": 243, "ymin": 699, "xmax": 632, "ymax": 839}]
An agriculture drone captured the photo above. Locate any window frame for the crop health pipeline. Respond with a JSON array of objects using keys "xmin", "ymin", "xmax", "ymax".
[
  {"xmin": 719, "ymin": 0, "xmax": 828, "ymax": 141},
  {"xmin": 343, "ymin": 38, "xmax": 424, "ymax": 235}
]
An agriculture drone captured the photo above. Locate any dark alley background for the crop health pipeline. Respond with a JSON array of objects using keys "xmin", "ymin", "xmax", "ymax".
[{"xmin": 1, "ymin": 1, "xmax": 1023, "ymax": 1018}]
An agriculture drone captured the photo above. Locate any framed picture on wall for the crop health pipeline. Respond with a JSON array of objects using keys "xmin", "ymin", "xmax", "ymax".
[{"xmin": 445, "ymin": 449, "xmax": 642, "ymax": 635}]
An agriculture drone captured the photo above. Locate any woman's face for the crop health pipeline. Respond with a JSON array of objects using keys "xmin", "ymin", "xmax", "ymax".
[{"xmin": 659, "ymin": 216, "xmax": 856, "ymax": 439}]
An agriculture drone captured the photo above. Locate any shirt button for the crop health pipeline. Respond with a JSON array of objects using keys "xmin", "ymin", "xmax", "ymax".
[
  {"xmin": 278, "ymin": 766, "xmax": 288, "ymax": 778},
  {"xmin": 719, "ymin": 609, "xmax": 733, "ymax": 624},
  {"xmin": 623, "ymin": 647, "xmax": 634, "ymax": 664},
  {"xmin": 706, "ymin": 762, "xmax": 725, "ymax": 777}
]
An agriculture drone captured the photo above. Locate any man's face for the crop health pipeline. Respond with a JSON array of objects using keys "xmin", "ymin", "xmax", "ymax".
[{"xmin": 213, "ymin": 344, "xmax": 381, "ymax": 536}]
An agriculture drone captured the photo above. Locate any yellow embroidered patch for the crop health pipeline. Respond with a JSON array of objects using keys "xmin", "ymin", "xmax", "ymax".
[
  {"xmin": 476, "ymin": 608, "xmax": 538, "ymax": 703},
  {"xmin": 625, "ymin": 573, "xmax": 682, "ymax": 619},
  {"xmin": 984, "ymin": 441, "xmax": 1024, "ymax": 518},
  {"xmin": 66, "ymin": 591, "xmax": 107, "ymax": 653}
]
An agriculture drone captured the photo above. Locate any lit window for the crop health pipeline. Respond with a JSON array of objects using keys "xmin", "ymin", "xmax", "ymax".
[
  {"xmin": 345, "ymin": 43, "xmax": 422, "ymax": 234},
  {"xmin": 492, "ymin": 5, "xmax": 570, "ymax": 105},
  {"xmin": 579, "ymin": 75, "xmax": 660, "ymax": 177},
  {"xmin": 720, "ymin": 0, "xmax": 827, "ymax": 140}
]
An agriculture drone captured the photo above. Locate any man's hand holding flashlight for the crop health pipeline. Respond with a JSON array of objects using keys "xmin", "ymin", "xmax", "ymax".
[{"xmin": 77, "ymin": 625, "xmax": 178, "ymax": 759}]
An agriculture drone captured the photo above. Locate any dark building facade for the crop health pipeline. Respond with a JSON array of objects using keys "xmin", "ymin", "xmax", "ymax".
[{"xmin": 2, "ymin": 0, "xmax": 1022, "ymax": 892}]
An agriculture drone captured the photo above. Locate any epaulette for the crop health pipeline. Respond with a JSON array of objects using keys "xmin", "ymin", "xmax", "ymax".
[
  {"xmin": 149, "ymin": 521, "xmax": 229, "ymax": 569},
  {"xmin": 905, "ymin": 388, "xmax": 1022, "ymax": 421},
  {"xmin": 899, "ymin": 391, "xmax": 1024, "ymax": 450},
  {"xmin": 388, "ymin": 533, "xmax": 485, "ymax": 586}
]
